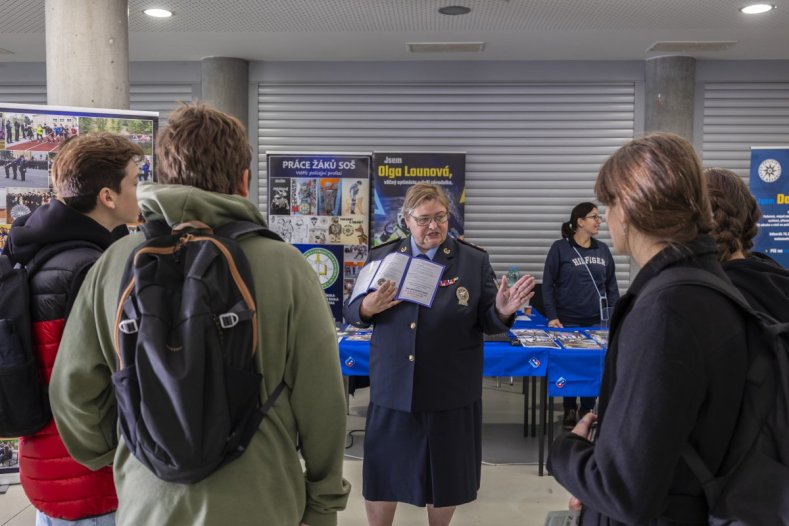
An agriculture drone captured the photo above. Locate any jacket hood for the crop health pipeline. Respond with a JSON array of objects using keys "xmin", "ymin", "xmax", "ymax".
[
  {"xmin": 137, "ymin": 182, "xmax": 267, "ymax": 229},
  {"xmin": 6, "ymin": 199, "xmax": 115, "ymax": 265},
  {"xmin": 723, "ymin": 253, "xmax": 789, "ymax": 320}
]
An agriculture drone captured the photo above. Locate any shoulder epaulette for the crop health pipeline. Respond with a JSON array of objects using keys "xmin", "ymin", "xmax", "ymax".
[
  {"xmin": 456, "ymin": 237, "xmax": 487, "ymax": 252},
  {"xmin": 371, "ymin": 237, "xmax": 403, "ymax": 251}
]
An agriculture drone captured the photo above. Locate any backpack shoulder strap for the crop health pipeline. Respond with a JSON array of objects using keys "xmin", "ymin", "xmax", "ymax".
[
  {"xmin": 646, "ymin": 266, "xmax": 789, "ymax": 508},
  {"xmin": 642, "ymin": 266, "xmax": 763, "ymax": 320},
  {"xmin": 26, "ymin": 241, "xmax": 104, "ymax": 319}
]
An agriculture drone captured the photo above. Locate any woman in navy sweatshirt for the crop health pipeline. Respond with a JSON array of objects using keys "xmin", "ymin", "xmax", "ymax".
[{"xmin": 542, "ymin": 202, "xmax": 619, "ymax": 429}]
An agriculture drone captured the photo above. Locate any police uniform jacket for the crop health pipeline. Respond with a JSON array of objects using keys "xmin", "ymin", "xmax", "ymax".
[{"xmin": 344, "ymin": 235, "xmax": 512, "ymax": 413}]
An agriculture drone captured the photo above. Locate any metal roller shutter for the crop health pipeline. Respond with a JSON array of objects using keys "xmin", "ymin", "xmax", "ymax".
[
  {"xmin": 702, "ymin": 82, "xmax": 789, "ymax": 182},
  {"xmin": 263, "ymin": 82, "xmax": 635, "ymax": 284}
]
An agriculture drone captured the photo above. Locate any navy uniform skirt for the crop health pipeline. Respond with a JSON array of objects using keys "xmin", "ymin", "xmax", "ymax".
[{"xmin": 362, "ymin": 399, "xmax": 482, "ymax": 507}]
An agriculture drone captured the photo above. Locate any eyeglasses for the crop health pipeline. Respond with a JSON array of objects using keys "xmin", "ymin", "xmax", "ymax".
[
  {"xmin": 584, "ymin": 214, "xmax": 603, "ymax": 222},
  {"xmin": 410, "ymin": 212, "xmax": 449, "ymax": 227}
]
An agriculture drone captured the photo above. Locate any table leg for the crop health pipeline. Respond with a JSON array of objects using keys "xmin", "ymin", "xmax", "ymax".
[
  {"xmin": 538, "ymin": 376, "xmax": 547, "ymax": 476},
  {"xmin": 522, "ymin": 377, "xmax": 529, "ymax": 437},
  {"xmin": 531, "ymin": 376, "xmax": 537, "ymax": 437}
]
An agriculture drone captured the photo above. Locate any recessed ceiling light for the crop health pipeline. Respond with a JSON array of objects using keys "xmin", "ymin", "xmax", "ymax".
[
  {"xmin": 740, "ymin": 3, "xmax": 776, "ymax": 14},
  {"xmin": 438, "ymin": 6, "xmax": 471, "ymax": 15},
  {"xmin": 143, "ymin": 8, "xmax": 173, "ymax": 18}
]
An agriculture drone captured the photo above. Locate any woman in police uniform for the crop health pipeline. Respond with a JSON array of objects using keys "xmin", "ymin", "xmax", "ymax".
[{"xmin": 344, "ymin": 183, "xmax": 535, "ymax": 526}]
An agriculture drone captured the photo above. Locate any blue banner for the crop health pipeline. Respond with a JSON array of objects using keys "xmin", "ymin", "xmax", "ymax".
[
  {"xmin": 750, "ymin": 147, "xmax": 789, "ymax": 268},
  {"xmin": 371, "ymin": 152, "xmax": 465, "ymax": 246},
  {"xmin": 295, "ymin": 243, "xmax": 346, "ymax": 322}
]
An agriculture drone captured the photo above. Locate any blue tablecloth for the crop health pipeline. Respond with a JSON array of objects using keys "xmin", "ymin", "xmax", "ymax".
[
  {"xmin": 339, "ymin": 337, "xmax": 549, "ymax": 377},
  {"xmin": 338, "ymin": 310, "xmax": 605, "ymax": 396}
]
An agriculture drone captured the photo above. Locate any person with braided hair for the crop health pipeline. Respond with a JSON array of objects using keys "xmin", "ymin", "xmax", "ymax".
[{"xmin": 704, "ymin": 167, "xmax": 789, "ymax": 321}]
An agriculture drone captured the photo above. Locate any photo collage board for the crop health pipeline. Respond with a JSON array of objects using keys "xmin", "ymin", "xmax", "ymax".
[
  {"xmin": 267, "ymin": 153, "xmax": 372, "ymax": 322},
  {"xmin": 0, "ymin": 103, "xmax": 159, "ymax": 251}
]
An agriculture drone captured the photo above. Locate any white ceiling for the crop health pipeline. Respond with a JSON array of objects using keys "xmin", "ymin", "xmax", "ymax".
[{"xmin": 0, "ymin": 0, "xmax": 788, "ymax": 62}]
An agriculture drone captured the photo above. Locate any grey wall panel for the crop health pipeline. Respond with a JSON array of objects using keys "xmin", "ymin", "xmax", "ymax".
[
  {"xmin": 702, "ymin": 82, "xmax": 789, "ymax": 178},
  {"xmin": 257, "ymin": 82, "xmax": 634, "ymax": 284},
  {"xmin": 0, "ymin": 84, "xmax": 46, "ymax": 104}
]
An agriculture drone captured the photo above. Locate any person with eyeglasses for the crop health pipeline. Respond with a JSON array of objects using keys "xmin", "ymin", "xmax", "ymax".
[
  {"xmin": 344, "ymin": 182, "xmax": 535, "ymax": 526},
  {"xmin": 542, "ymin": 201, "xmax": 620, "ymax": 429}
]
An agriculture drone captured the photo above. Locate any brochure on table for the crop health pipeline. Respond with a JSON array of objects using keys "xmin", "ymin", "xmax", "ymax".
[{"xmin": 349, "ymin": 252, "xmax": 444, "ymax": 307}]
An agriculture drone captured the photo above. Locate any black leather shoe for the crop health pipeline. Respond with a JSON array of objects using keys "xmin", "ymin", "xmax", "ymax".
[{"xmin": 562, "ymin": 409, "xmax": 577, "ymax": 430}]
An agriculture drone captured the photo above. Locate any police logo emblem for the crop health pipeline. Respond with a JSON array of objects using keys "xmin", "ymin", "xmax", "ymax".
[{"xmin": 456, "ymin": 286, "xmax": 469, "ymax": 306}]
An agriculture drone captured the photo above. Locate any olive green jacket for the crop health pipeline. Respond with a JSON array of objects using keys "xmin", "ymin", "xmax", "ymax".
[{"xmin": 50, "ymin": 183, "xmax": 350, "ymax": 526}]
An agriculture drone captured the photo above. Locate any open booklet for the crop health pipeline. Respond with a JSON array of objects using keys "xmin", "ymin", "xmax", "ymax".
[{"xmin": 349, "ymin": 252, "xmax": 445, "ymax": 308}]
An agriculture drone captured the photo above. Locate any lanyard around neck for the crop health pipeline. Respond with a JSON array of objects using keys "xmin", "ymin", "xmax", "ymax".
[{"xmin": 570, "ymin": 242, "xmax": 605, "ymax": 300}]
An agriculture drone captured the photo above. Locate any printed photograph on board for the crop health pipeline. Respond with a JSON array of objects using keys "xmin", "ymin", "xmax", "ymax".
[
  {"xmin": 318, "ymin": 178, "xmax": 341, "ymax": 216},
  {"xmin": 291, "ymin": 178, "xmax": 318, "ymax": 215},
  {"xmin": 6, "ymin": 187, "xmax": 56, "ymax": 224},
  {"xmin": 269, "ymin": 178, "xmax": 291, "ymax": 215},
  {"xmin": 342, "ymin": 178, "xmax": 368, "ymax": 216}
]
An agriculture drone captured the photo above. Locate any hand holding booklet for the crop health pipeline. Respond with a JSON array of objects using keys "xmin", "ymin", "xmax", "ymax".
[{"xmin": 349, "ymin": 252, "xmax": 445, "ymax": 307}]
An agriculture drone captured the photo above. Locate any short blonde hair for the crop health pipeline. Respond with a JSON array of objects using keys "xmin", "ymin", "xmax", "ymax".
[{"xmin": 401, "ymin": 183, "xmax": 450, "ymax": 217}]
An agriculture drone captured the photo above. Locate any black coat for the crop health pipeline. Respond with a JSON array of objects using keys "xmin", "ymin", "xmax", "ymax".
[
  {"xmin": 343, "ymin": 235, "xmax": 511, "ymax": 412},
  {"xmin": 548, "ymin": 235, "xmax": 749, "ymax": 525}
]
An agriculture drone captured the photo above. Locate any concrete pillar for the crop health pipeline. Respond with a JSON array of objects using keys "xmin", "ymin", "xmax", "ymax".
[
  {"xmin": 644, "ymin": 56, "xmax": 696, "ymax": 141},
  {"xmin": 201, "ymin": 57, "xmax": 249, "ymax": 131},
  {"xmin": 45, "ymin": 0, "xmax": 129, "ymax": 109}
]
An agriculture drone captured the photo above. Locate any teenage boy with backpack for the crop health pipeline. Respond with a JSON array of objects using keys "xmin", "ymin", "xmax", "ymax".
[
  {"xmin": 50, "ymin": 103, "xmax": 351, "ymax": 526},
  {"xmin": 4, "ymin": 133, "xmax": 144, "ymax": 525}
]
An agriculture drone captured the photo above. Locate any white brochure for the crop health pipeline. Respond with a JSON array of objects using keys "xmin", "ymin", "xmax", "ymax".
[
  {"xmin": 348, "ymin": 252, "xmax": 444, "ymax": 308},
  {"xmin": 396, "ymin": 257, "xmax": 444, "ymax": 307},
  {"xmin": 349, "ymin": 259, "xmax": 382, "ymax": 304}
]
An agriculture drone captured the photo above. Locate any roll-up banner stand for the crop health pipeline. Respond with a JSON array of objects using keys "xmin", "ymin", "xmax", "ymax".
[
  {"xmin": 750, "ymin": 147, "xmax": 789, "ymax": 268},
  {"xmin": 371, "ymin": 152, "xmax": 466, "ymax": 247},
  {"xmin": 0, "ymin": 102, "xmax": 158, "ymax": 472},
  {"xmin": 267, "ymin": 152, "xmax": 372, "ymax": 323}
]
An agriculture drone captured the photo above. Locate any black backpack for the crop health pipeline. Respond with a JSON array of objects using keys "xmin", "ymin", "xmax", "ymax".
[
  {"xmin": 0, "ymin": 241, "xmax": 101, "ymax": 437},
  {"xmin": 645, "ymin": 267, "xmax": 789, "ymax": 525},
  {"xmin": 112, "ymin": 220, "xmax": 285, "ymax": 484}
]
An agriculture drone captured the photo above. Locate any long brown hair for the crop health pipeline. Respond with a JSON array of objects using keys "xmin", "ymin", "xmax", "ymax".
[
  {"xmin": 595, "ymin": 132, "xmax": 713, "ymax": 247},
  {"xmin": 704, "ymin": 167, "xmax": 761, "ymax": 260}
]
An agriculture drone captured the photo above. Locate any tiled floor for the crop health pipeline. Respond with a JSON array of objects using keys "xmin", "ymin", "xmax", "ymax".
[{"xmin": 1, "ymin": 378, "xmax": 571, "ymax": 525}]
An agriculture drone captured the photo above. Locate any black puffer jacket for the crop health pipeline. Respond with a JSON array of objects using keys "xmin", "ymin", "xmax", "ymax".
[
  {"xmin": 549, "ymin": 235, "xmax": 749, "ymax": 526},
  {"xmin": 5, "ymin": 200, "xmax": 123, "ymax": 520}
]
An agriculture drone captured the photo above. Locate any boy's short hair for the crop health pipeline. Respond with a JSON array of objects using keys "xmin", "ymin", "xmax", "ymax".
[
  {"xmin": 53, "ymin": 133, "xmax": 144, "ymax": 213},
  {"xmin": 155, "ymin": 102, "xmax": 252, "ymax": 194}
]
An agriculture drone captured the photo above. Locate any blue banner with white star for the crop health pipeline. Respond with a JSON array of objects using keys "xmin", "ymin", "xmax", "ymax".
[{"xmin": 750, "ymin": 147, "xmax": 789, "ymax": 268}]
